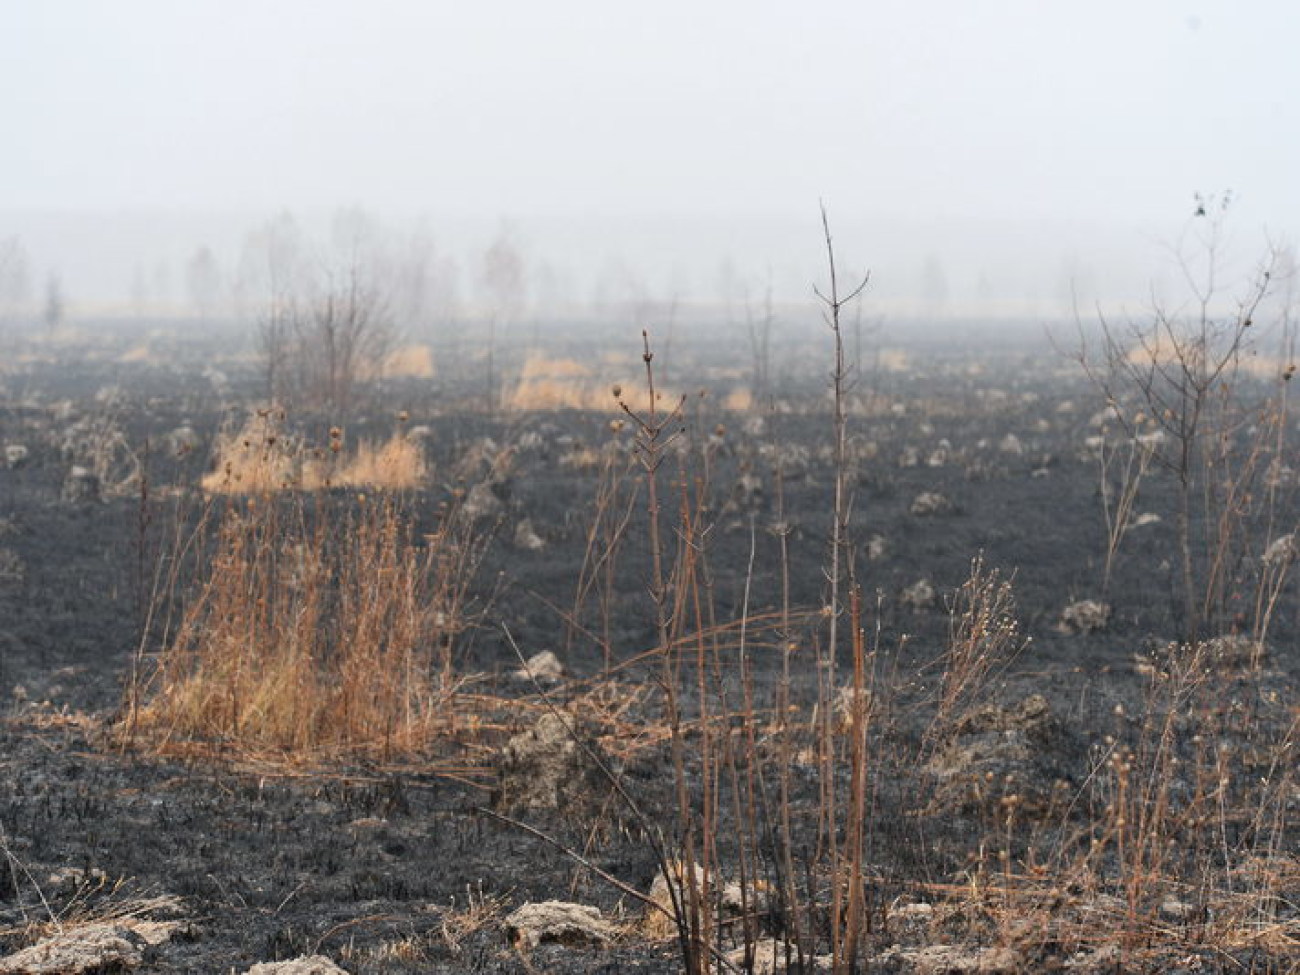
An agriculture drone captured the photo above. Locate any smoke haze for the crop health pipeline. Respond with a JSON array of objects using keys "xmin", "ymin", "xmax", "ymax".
[{"xmin": 2, "ymin": 1, "xmax": 1296, "ymax": 321}]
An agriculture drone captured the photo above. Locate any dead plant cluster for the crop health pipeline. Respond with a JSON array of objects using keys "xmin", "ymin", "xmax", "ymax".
[
  {"xmin": 200, "ymin": 409, "xmax": 427, "ymax": 495},
  {"xmin": 125, "ymin": 416, "xmax": 481, "ymax": 762},
  {"xmin": 522, "ymin": 214, "xmax": 1300, "ymax": 974}
]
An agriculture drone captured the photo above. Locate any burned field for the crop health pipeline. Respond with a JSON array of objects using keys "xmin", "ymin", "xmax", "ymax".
[{"xmin": 0, "ymin": 323, "xmax": 1296, "ymax": 974}]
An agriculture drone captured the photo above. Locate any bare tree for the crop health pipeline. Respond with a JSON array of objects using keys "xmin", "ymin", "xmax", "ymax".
[
  {"xmin": 919, "ymin": 253, "xmax": 950, "ymax": 319},
  {"xmin": 294, "ymin": 253, "xmax": 394, "ymax": 418},
  {"xmin": 310, "ymin": 210, "xmax": 397, "ymax": 417},
  {"xmin": 239, "ymin": 213, "xmax": 304, "ymax": 404},
  {"xmin": 43, "ymin": 273, "xmax": 64, "ymax": 334},
  {"xmin": 745, "ymin": 271, "xmax": 775, "ymax": 405},
  {"xmin": 241, "ymin": 209, "xmax": 396, "ymax": 418},
  {"xmin": 529, "ymin": 258, "xmax": 574, "ymax": 350},
  {"xmin": 130, "ymin": 263, "xmax": 149, "ymax": 320},
  {"xmin": 813, "ymin": 204, "xmax": 870, "ymax": 974},
  {"xmin": 151, "ymin": 261, "xmax": 173, "ymax": 309},
  {"xmin": 0, "ymin": 237, "xmax": 31, "ymax": 337},
  {"xmin": 1080, "ymin": 194, "xmax": 1285, "ymax": 642},
  {"xmin": 185, "ymin": 245, "xmax": 223, "ymax": 324},
  {"xmin": 392, "ymin": 225, "xmax": 437, "ymax": 340},
  {"xmin": 480, "ymin": 229, "xmax": 526, "ymax": 410}
]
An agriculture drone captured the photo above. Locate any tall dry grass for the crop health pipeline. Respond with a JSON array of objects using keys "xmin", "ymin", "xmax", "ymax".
[
  {"xmin": 587, "ymin": 322, "xmax": 1297, "ymax": 972},
  {"xmin": 126, "ymin": 489, "xmax": 479, "ymax": 761},
  {"xmin": 200, "ymin": 409, "xmax": 426, "ymax": 495},
  {"xmin": 125, "ymin": 412, "xmax": 480, "ymax": 763}
]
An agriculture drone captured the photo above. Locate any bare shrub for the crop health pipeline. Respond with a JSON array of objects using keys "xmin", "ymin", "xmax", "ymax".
[
  {"xmin": 931, "ymin": 556, "xmax": 1028, "ymax": 741},
  {"xmin": 244, "ymin": 210, "xmax": 399, "ymax": 419},
  {"xmin": 1078, "ymin": 195, "xmax": 1295, "ymax": 641}
]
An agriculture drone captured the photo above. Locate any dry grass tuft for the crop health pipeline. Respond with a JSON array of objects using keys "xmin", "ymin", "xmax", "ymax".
[
  {"xmin": 520, "ymin": 354, "xmax": 592, "ymax": 380},
  {"xmin": 0, "ymin": 837, "xmax": 186, "ymax": 955},
  {"xmin": 504, "ymin": 352, "xmax": 680, "ymax": 412},
  {"xmin": 201, "ymin": 412, "xmax": 426, "ymax": 494},
  {"xmin": 384, "ymin": 343, "xmax": 436, "ymax": 379},
  {"xmin": 199, "ymin": 411, "xmax": 303, "ymax": 494},
  {"xmin": 332, "ymin": 433, "xmax": 427, "ymax": 490},
  {"xmin": 720, "ymin": 387, "xmax": 754, "ymax": 411},
  {"xmin": 125, "ymin": 486, "xmax": 481, "ymax": 762}
]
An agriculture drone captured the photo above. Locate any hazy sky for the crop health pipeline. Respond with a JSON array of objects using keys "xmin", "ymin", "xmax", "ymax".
[{"xmin": 2, "ymin": 1, "xmax": 1297, "ymax": 312}]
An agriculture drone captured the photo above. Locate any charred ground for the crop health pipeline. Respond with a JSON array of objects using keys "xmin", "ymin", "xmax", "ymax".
[{"xmin": 0, "ymin": 321, "xmax": 1295, "ymax": 973}]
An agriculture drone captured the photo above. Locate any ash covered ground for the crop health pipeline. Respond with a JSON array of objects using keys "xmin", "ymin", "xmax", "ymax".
[{"xmin": 0, "ymin": 321, "xmax": 1295, "ymax": 974}]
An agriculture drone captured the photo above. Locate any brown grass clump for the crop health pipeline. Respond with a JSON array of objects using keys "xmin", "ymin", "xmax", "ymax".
[
  {"xmin": 125, "ymin": 485, "xmax": 480, "ymax": 762},
  {"xmin": 201, "ymin": 411, "xmax": 426, "ymax": 494},
  {"xmin": 503, "ymin": 352, "xmax": 680, "ymax": 412},
  {"xmin": 383, "ymin": 343, "xmax": 436, "ymax": 379},
  {"xmin": 199, "ymin": 410, "xmax": 304, "ymax": 494},
  {"xmin": 720, "ymin": 387, "xmax": 754, "ymax": 412},
  {"xmin": 519, "ymin": 353, "xmax": 592, "ymax": 380},
  {"xmin": 503, "ymin": 377, "xmax": 608, "ymax": 411},
  {"xmin": 332, "ymin": 433, "xmax": 427, "ymax": 490}
]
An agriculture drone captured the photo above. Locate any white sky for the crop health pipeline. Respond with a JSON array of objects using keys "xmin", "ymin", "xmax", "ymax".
[{"xmin": 2, "ymin": 0, "xmax": 1297, "ymax": 312}]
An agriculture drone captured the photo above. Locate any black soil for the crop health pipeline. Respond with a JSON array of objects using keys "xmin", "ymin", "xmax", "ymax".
[{"xmin": 0, "ymin": 324, "xmax": 1295, "ymax": 973}]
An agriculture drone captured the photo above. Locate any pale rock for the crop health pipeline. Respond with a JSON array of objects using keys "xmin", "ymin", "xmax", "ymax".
[
  {"xmin": 909, "ymin": 491, "xmax": 952, "ymax": 516},
  {"xmin": 512, "ymin": 650, "xmax": 564, "ymax": 683},
  {"xmin": 901, "ymin": 578, "xmax": 937, "ymax": 611},
  {"xmin": 1159, "ymin": 897, "xmax": 1196, "ymax": 921},
  {"xmin": 882, "ymin": 944, "xmax": 1022, "ymax": 974},
  {"xmin": 244, "ymin": 957, "xmax": 350, "ymax": 975},
  {"xmin": 0, "ymin": 923, "xmax": 147, "ymax": 974},
  {"xmin": 1057, "ymin": 599, "xmax": 1110, "ymax": 635},
  {"xmin": 726, "ymin": 938, "xmax": 832, "ymax": 974},
  {"xmin": 512, "ymin": 518, "xmax": 546, "ymax": 551},
  {"xmin": 503, "ymin": 901, "xmax": 614, "ymax": 949},
  {"xmin": 642, "ymin": 861, "xmax": 767, "ymax": 939},
  {"xmin": 493, "ymin": 711, "xmax": 610, "ymax": 812}
]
